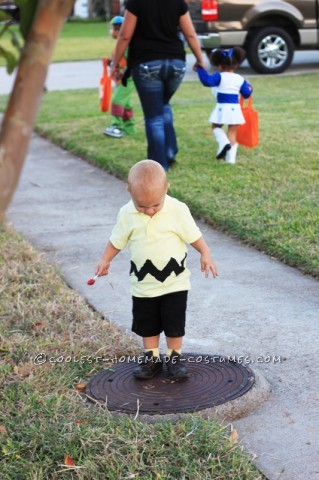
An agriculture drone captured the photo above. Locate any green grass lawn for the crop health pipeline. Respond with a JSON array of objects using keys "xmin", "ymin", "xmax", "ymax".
[
  {"xmin": 0, "ymin": 224, "xmax": 266, "ymax": 479},
  {"xmin": 0, "ymin": 21, "xmax": 114, "ymax": 66},
  {"xmin": 1, "ymin": 73, "xmax": 317, "ymax": 276},
  {"xmin": 53, "ymin": 21, "xmax": 113, "ymax": 62}
]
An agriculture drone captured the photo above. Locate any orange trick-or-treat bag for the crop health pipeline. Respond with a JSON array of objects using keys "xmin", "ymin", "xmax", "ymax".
[
  {"xmin": 99, "ymin": 58, "xmax": 112, "ymax": 113},
  {"xmin": 236, "ymin": 96, "xmax": 259, "ymax": 148}
]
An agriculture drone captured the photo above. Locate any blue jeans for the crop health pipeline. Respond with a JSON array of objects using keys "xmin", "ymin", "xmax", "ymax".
[{"xmin": 131, "ymin": 59, "xmax": 186, "ymax": 171}]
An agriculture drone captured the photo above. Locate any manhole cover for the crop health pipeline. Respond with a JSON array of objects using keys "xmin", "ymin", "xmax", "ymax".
[{"xmin": 85, "ymin": 354, "xmax": 255, "ymax": 415}]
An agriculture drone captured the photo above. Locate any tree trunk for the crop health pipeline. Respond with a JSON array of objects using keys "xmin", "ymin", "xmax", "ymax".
[
  {"xmin": 88, "ymin": 0, "xmax": 94, "ymax": 18},
  {"xmin": 0, "ymin": 0, "xmax": 75, "ymax": 223},
  {"xmin": 104, "ymin": 0, "xmax": 111, "ymax": 20}
]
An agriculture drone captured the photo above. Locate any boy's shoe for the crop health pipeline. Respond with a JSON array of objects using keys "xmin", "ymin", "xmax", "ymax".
[
  {"xmin": 166, "ymin": 351, "xmax": 188, "ymax": 380},
  {"xmin": 133, "ymin": 351, "xmax": 163, "ymax": 379},
  {"xmin": 103, "ymin": 126, "xmax": 124, "ymax": 138}
]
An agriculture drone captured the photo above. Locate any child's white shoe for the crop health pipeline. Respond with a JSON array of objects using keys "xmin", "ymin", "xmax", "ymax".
[
  {"xmin": 225, "ymin": 143, "xmax": 238, "ymax": 164},
  {"xmin": 213, "ymin": 127, "xmax": 231, "ymax": 159}
]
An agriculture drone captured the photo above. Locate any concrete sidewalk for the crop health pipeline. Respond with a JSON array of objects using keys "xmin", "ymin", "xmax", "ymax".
[{"xmin": 8, "ymin": 134, "xmax": 319, "ymax": 480}]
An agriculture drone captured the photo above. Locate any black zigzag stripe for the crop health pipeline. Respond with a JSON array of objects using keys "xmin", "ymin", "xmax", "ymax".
[{"xmin": 130, "ymin": 253, "xmax": 187, "ymax": 283}]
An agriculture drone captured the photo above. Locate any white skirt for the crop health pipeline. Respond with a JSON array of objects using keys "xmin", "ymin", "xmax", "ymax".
[{"xmin": 209, "ymin": 103, "xmax": 245, "ymax": 125}]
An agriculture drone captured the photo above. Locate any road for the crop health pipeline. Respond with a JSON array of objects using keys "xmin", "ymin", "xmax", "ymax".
[{"xmin": 0, "ymin": 50, "xmax": 318, "ymax": 95}]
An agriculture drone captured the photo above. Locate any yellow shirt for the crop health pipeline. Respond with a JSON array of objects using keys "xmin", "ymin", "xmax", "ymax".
[{"xmin": 110, "ymin": 195, "xmax": 202, "ymax": 297}]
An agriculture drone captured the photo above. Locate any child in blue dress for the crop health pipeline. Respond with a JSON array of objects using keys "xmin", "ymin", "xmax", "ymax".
[{"xmin": 197, "ymin": 47, "xmax": 253, "ymax": 164}]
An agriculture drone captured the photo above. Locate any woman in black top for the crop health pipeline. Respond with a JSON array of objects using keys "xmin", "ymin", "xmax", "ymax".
[{"xmin": 111, "ymin": 0, "xmax": 205, "ymax": 171}]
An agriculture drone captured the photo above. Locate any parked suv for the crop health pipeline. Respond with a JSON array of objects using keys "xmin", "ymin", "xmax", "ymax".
[
  {"xmin": 0, "ymin": 1, "xmax": 19, "ymax": 23},
  {"xmin": 188, "ymin": 0, "xmax": 319, "ymax": 74}
]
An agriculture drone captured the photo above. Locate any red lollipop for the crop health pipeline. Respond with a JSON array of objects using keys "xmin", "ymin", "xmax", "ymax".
[{"xmin": 87, "ymin": 274, "xmax": 98, "ymax": 286}]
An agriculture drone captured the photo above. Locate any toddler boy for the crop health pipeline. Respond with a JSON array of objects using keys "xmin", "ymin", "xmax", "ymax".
[{"xmin": 96, "ymin": 160, "xmax": 218, "ymax": 379}]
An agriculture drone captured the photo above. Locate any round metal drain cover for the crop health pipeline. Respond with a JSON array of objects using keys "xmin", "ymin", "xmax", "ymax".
[{"xmin": 85, "ymin": 353, "xmax": 255, "ymax": 415}]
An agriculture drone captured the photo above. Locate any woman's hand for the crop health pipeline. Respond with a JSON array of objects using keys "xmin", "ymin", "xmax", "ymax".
[
  {"xmin": 193, "ymin": 58, "xmax": 206, "ymax": 72},
  {"xmin": 193, "ymin": 61, "xmax": 206, "ymax": 71},
  {"xmin": 110, "ymin": 65, "xmax": 122, "ymax": 81}
]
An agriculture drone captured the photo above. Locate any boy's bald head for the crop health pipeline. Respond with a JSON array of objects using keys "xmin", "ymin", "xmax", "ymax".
[
  {"xmin": 127, "ymin": 160, "xmax": 169, "ymax": 216},
  {"xmin": 128, "ymin": 160, "xmax": 168, "ymax": 195}
]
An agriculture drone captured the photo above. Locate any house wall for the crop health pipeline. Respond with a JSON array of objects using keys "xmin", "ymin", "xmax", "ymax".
[
  {"xmin": 73, "ymin": 0, "xmax": 89, "ymax": 18},
  {"xmin": 72, "ymin": 0, "xmax": 123, "ymax": 19}
]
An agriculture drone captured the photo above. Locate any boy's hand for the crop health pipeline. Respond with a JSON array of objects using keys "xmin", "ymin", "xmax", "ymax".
[
  {"xmin": 95, "ymin": 259, "xmax": 111, "ymax": 277},
  {"xmin": 191, "ymin": 237, "xmax": 218, "ymax": 278},
  {"xmin": 201, "ymin": 253, "xmax": 218, "ymax": 278},
  {"xmin": 95, "ymin": 242, "xmax": 121, "ymax": 277}
]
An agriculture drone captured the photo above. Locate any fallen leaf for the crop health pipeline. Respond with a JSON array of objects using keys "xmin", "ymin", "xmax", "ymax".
[
  {"xmin": 32, "ymin": 322, "xmax": 43, "ymax": 328},
  {"xmin": 64, "ymin": 455, "xmax": 75, "ymax": 467},
  {"xmin": 0, "ymin": 425, "xmax": 8, "ymax": 436},
  {"xmin": 74, "ymin": 383, "xmax": 86, "ymax": 392},
  {"xmin": 229, "ymin": 428, "xmax": 239, "ymax": 443},
  {"xmin": 10, "ymin": 275, "xmax": 24, "ymax": 282},
  {"xmin": 19, "ymin": 364, "xmax": 34, "ymax": 378},
  {"xmin": 12, "ymin": 364, "xmax": 33, "ymax": 378}
]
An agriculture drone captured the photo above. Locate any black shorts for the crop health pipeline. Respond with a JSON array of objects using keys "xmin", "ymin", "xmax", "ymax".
[{"xmin": 132, "ymin": 290, "xmax": 188, "ymax": 338}]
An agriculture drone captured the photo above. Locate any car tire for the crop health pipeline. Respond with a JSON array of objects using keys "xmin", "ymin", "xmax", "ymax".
[{"xmin": 246, "ymin": 27, "xmax": 294, "ymax": 74}]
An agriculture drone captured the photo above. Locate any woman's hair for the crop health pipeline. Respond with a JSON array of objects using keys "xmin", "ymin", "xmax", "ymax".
[{"xmin": 210, "ymin": 47, "xmax": 246, "ymax": 69}]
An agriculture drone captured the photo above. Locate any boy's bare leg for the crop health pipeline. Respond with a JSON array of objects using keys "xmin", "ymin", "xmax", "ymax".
[
  {"xmin": 143, "ymin": 335, "xmax": 160, "ymax": 350},
  {"xmin": 166, "ymin": 336, "xmax": 183, "ymax": 354},
  {"xmin": 142, "ymin": 335, "xmax": 160, "ymax": 358}
]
